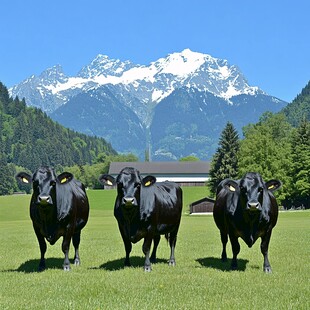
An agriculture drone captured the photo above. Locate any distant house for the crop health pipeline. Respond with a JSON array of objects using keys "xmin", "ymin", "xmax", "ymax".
[{"xmin": 108, "ymin": 161, "xmax": 210, "ymax": 186}]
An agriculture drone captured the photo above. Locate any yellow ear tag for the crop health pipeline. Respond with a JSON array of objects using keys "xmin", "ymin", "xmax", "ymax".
[
  {"xmin": 229, "ymin": 185, "xmax": 236, "ymax": 192},
  {"xmin": 61, "ymin": 177, "xmax": 67, "ymax": 184},
  {"xmin": 22, "ymin": 178, "xmax": 29, "ymax": 184},
  {"xmin": 106, "ymin": 180, "xmax": 113, "ymax": 186},
  {"xmin": 145, "ymin": 181, "xmax": 151, "ymax": 187},
  {"xmin": 268, "ymin": 184, "xmax": 275, "ymax": 190}
]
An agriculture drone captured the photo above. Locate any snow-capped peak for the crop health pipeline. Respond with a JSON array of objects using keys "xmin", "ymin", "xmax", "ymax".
[
  {"xmin": 77, "ymin": 54, "xmax": 135, "ymax": 78},
  {"xmin": 9, "ymin": 49, "xmax": 264, "ymax": 113},
  {"xmin": 152, "ymin": 49, "xmax": 207, "ymax": 76},
  {"xmin": 39, "ymin": 64, "xmax": 68, "ymax": 85}
]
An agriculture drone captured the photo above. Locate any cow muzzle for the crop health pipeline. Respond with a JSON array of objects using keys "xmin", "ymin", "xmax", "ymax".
[
  {"xmin": 247, "ymin": 202, "xmax": 261, "ymax": 211},
  {"xmin": 122, "ymin": 197, "xmax": 136, "ymax": 207},
  {"xmin": 38, "ymin": 195, "xmax": 52, "ymax": 206}
]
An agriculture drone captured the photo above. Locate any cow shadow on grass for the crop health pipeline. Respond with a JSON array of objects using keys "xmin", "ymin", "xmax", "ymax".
[
  {"xmin": 3, "ymin": 258, "xmax": 65, "ymax": 273},
  {"xmin": 196, "ymin": 257, "xmax": 249, "ymax": 272},
  {"xmin": 92, "ymin": 256, "xmax": 168, "ymax": 271}
]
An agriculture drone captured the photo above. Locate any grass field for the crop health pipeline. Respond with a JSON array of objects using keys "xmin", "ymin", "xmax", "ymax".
[{"xmin": 1, "ymin": 188, "xmax": 310, "ymax": 309}]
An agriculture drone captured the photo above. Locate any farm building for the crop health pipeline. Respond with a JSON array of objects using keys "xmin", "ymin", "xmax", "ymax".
[
  {"xmin": 189, "ymin": 197, "xmax": 215, "ymax": 214},
  {"xmin": 108, "ymin": 161, "xmax": 210, "ymax": 186}
]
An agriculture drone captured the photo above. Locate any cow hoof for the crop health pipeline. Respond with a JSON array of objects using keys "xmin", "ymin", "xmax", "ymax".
[
  {"xmin": 38, "ymin": 265, "xmax": 46, "ymax": 272},
  {"xmin": 63, "ymin": 265, "xmax": 71, "ymax": 271},
  {"xmin": 124, "ymin": 259, "xmax": 131, "ymax": 267},
  {"xmin": 38, "ymin": 260, "xmax": 46, "ymax": 272},
  {"xmin": 144, "ymin": 265, "xmax": 152, "ymax": 272},
  {"xmin": 168, "ymin": 260, "xmax": 176, "ymax": 267},
  {"xmin": 231, "ymin": 264, "xmax": 238, "ymax": 271},
  {"xmin": 74, "ymin": 259, "xmax": 80, "ymax": 266},
  {"xmin": 264, "ymin": 266, "xmax": 272, "ymax": 274}
]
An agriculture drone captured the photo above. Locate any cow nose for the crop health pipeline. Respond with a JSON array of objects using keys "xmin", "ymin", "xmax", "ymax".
[
  {"xmin": 248, "ymin": 202, "xmax": 260, "ymax": 210},
  {"xmin": 38, "ymin": 195, "xmax": 51, "ymax": 205},
  {"xmin": 123, "ymin": 197, "xmax": 135, "ymax": 206}
]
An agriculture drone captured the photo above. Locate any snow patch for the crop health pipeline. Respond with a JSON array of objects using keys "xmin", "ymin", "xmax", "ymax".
[
  {"xmin": 219, "ymin": 65, "xmax": 230, "ymax": 78},
  {"xmin": 151, "ymin": 88, "xmax": 173, "ymax": 102},
  {"xmin": 47, "ymin": 77, "xmax": 88, "ymax": 94},
  {"xmin": 158, "ymin": 49, "xmax": 205, "ymax": 76}
]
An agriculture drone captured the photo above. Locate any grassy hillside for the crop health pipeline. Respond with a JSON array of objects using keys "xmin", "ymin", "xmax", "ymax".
[{"xmin": 1, "ymin": 188, "xmax": 310, "ymax": 309}]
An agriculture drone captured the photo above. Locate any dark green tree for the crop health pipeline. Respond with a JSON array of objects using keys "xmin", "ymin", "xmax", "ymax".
[
  {"xmin": 290, "ymin": 119, "xmax": 310, "ymax": 207},
  {"xmin": 0, "ymin": 153, "xmax": 14, "ymax": 195},
  {"xmin": 208, "ymin": 122, "xmax": 239, "ymax": 196},
  {"xmin": 0, "ymin": 82, "xmax": 10, "ymax": 112}
]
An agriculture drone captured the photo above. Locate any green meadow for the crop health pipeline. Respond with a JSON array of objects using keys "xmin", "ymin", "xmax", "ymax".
[{"xmin": 0, "ymin": 188, "xmax": 310, "ymax": 309}]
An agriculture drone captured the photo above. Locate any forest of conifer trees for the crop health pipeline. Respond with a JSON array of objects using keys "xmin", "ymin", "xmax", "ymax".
[{"xmin": 0, "ymin": 82, "xmax": 119, "ymax": 194}]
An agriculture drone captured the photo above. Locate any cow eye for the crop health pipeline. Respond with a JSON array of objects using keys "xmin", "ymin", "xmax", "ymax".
[
  {"xmin": 134, "ymin": 182, "xmax": 141, "ymax": 188},
  {"xmin": 50, "ymin": 180, "xmax": 56, "ymax": 187},
  {"xmin": 258, "ymin": 187, "xmax": 264, "ymax": 193}
]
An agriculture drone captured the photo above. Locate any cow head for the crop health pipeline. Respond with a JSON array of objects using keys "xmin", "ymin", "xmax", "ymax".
[
  {"xmin": 222, "ymin": 172, "xmax": 281, "ymax": 212},
  {"xmin": 16, "ymin": 167, "xmax": 74, "ymax": 208},
  {"xmin": 99, "ymin": 167, "xmax": 156, "ymax": 207}
]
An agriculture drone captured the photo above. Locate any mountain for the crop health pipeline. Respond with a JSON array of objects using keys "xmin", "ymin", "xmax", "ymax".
[
  {"xmin": 52, "ymin": 87, "xmax": 146, "ymax": 155},
  {"xmin": 9, "ymin": 49, "xmax": 287, "ymax": 160},
  {"xmin": 150, "ymin": 88, "xmax": 285, "ymax": 160}
]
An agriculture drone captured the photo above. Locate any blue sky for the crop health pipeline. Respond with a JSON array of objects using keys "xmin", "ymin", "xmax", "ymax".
[{"xmin": 1, "ymin": 0, "xmax": 309, "ymax": 102}]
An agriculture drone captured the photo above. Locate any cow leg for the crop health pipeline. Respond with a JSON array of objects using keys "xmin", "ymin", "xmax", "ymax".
[
  {"xmin": 220, "ymin": 230, "xmax": 228, "ymax": 262},
  {"xmin": 229, "ymin": 233, "xmax": 240, "ymax": 270},
  {"xmin": 261, "ymin": 231, "xmax": 273, "ymax": 273},
  {"xmin": 142, "ymin": 237, "xmax": 153, "ymax": 272},
  {"xmin": 62, "ymin": 233, "xmax": 73, "ymax": 271},
  {"xmin": 72, "ymin": 231, "xmax": 81, "ymax": 266},
  {"xmin": 150, "ymin": 235, "xmax": 161, "ymax": 263},
  {"xmin": 167, "ymin": 232, "xmax": 177, "ymax": 267},
  {"xmin": 33, "ymin": 225, "xmax": 47, "ymax": 272},
  {"xmin": 118, "ymin": 225, "xmax": 132, "ymax": 267}
]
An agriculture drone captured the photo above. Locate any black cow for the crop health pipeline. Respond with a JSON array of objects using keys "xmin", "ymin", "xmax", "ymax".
[
  {"xmin": 99, "ymin": 167, "xmax": 183, "ymax": 272},
  {"xmin": 16, "ymin": 167, "xmax": 89, "ymax": 271},
  {"xmin": 213, "ymin": 172, "xmax": 281, "ymax": 273}
]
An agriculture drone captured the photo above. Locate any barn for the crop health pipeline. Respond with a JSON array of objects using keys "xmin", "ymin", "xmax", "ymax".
[
  {"xmin": 189, "ymin": 197, "xmax": 215, "ymax": 214},
  {"xmin": 108, "ymin": 161, "xmax": 210, "ymax": 187}
]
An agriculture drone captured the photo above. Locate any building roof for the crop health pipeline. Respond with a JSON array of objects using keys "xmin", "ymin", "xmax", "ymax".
[{"xmin": 109, "ymin": 161, "xmax": 210, "ymax": 175}]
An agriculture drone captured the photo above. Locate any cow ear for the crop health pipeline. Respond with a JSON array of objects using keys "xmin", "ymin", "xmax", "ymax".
[
  {"xmin": 223, "ymin": 179, "xmax": 239, "ymax": 192},
  {"xmin": 57, "ymin": 172, "xmax": 73, "ymax": 184},
  {"xmin": 15, "ymin": 172, "xmax": 32, "ymax": 184},
  {"xmin": 99, "ymin": 174, "xmax": 115, "ymax": 186},
  {"xmin": 142, "ymin": 175, "xmax": 156, "ymax": 187},
  {"xmin": 265, "ymin": 179, "xmax": 282, "ymax": 192}
]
